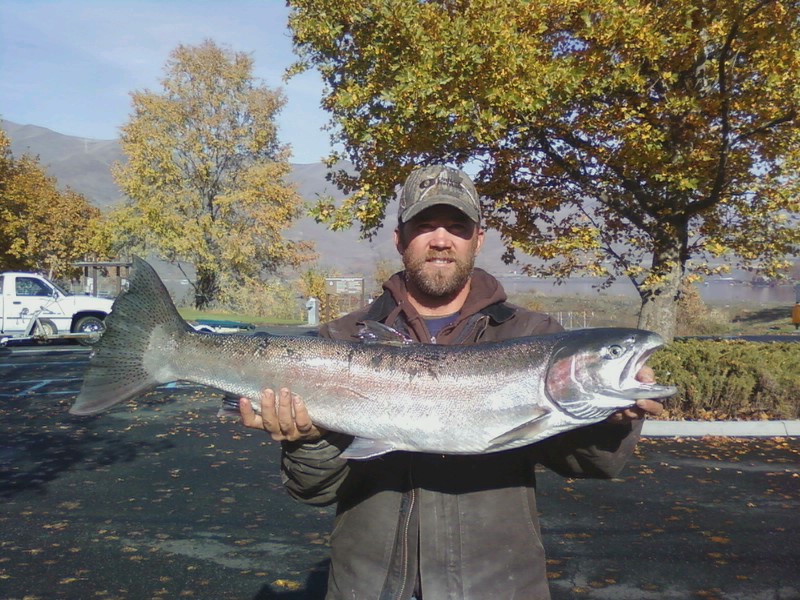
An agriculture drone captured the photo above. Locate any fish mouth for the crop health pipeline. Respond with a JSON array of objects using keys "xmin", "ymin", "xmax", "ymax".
[
  {"xmin": 545, "ymin": 329, "xmax": 678, "ymax": 420},
  {"xmin": 615, "ymin": 343, "xmax": 678, "ymax": 400}
]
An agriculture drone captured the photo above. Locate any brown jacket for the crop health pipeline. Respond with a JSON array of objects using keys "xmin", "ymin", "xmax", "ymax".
[{"xmin": 281, "ymin": 269, "xmax": 644, "ymax": 600}]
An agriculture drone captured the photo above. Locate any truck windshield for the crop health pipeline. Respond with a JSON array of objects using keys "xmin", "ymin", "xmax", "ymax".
[{"xmin": 49, "ymin": 280, "xmax": 70, "ymax": 296}]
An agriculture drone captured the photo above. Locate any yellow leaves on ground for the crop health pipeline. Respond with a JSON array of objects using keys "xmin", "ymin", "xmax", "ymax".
[
  {"xmin": 709, "ymin": 536, "xmax": 732, "ymax": 545},
  {"xmin": 272, "ymin": 578, "xmax": 302, "ymax": 590}
]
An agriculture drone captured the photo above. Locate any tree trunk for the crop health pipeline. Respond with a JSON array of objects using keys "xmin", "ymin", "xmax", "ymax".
[
  {"xmin": 637, "ymin": 282, "xmax": 680, "ymax": 341},
  {"xmin": 194, "ymin": 268, "xmax": 219, "ymax": 309},
  {"xmin": 637, "ymin": 242, "xmax": 685, "ymax": 342}
]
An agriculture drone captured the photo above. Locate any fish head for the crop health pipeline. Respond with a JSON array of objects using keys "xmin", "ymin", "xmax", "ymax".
[{"xmin": 544, "ymin": 328, "xmax": 677, "ymax": 420}]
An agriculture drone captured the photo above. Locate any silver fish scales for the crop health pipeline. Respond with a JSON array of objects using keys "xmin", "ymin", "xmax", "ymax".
[{"xmin": 70, "ymin": 257, "xmax": 677, "ymax": 459}]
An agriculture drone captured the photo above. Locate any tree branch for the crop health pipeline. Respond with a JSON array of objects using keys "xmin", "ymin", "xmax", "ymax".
[{"xmin": 734, "ymin": 109, "xmax": 797, "ymax": 143}]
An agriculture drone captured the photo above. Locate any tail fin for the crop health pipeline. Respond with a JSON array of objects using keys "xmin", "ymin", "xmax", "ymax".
[{"xmin": 70, "ymin": 256, "xmax": 191, "ymax": 415}]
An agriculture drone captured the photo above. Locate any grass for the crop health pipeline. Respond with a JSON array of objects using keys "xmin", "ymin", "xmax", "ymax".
[
  {"xmin": 724, "ymin": 305, "xmax": 800, "ymax": 335},
  {"xmin": 510, "ymin": 292, "xmax": 641, "ymax": 328},
  {"xmin": 507, "ymin": 291, "xmax": 798, "ymax": 336},
  {"xmin": 176, "ymin": 294, "xmax": 798, "ymax": 335}
]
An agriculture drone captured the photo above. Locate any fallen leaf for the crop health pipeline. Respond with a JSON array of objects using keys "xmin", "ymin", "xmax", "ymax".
[{"xmin": 273, "ymin": 579, "xmax": 302, "ymax": 591}]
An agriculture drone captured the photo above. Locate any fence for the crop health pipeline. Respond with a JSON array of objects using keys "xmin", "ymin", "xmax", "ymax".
[{"xmin": 554, "ymin": 311, "xmax": 597, "ymax": 330}]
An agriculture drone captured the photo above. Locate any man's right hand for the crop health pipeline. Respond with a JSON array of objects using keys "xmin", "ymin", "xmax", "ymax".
[{"xmin": 239, "ymin": 387, "xmax": 325, "ymax": 443}]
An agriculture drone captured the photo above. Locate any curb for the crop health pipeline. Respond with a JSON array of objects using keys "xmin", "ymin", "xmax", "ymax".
[{"xmin": 642, "ymin": 420, "xmax": 800, "ymax": 437}]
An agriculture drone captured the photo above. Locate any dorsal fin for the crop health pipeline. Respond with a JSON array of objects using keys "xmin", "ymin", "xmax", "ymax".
[{"xmin": 357, "ymin": 320, "xmax": 414, "ymax": 346}]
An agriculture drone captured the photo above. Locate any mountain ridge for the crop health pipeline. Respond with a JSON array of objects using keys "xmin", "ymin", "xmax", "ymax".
[{"xmin": 2, "ymin": 119, "xmax": 516, "ymax": 277}]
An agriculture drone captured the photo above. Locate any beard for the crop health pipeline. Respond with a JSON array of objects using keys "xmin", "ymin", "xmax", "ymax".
[{"xmin": 402, "ymin": 248, "xmax": 477, "ymax": 298}]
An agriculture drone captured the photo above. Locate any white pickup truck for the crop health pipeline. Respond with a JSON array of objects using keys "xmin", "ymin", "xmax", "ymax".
[{"xmin": 0, "ymin": 271, "xmax": 114, "ymax": 346}]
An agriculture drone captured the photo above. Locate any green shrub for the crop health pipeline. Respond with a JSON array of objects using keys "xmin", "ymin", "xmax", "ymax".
[{"xmin": 649, "ymin": 339, "xmax": 800, "ymax": 420}]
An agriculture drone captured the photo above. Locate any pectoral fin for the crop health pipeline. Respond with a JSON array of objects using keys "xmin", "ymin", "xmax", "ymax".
[
  {"xmin": 341, "ymin": 437, "xmax": 398, "ymax": 460},
  {"xmin": 486, "ymin": 407, "xmax": 552, "ymax": 451}
]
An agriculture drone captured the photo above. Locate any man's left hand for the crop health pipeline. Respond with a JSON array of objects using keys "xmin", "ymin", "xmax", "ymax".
[{"xmin": 606, "ymin": 365, "xmax": 665, "ymax": 424}]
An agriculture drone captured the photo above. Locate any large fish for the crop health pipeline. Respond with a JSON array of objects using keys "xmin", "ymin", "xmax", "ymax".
[{"xmin": 70, "ymin": 257, "xmax": 677, "ymax": 459}]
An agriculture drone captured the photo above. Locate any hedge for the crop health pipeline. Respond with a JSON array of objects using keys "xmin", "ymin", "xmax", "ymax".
[{"xmin": 648, "ymin": 339, "xmax": 800, "ymax": 421}]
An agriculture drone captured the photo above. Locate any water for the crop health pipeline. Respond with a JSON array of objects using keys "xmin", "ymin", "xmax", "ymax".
[{"xmin": 497, "ymin": 276, "xmax": 797, "ymax": 307}]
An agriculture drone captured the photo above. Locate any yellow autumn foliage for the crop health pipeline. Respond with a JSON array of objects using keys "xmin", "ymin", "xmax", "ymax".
[
  {"xmin": 288, "ymin": 0, "xmax": 800, "ymax": 339},
  {"xmin": 110, "ymin": 40, "xmax": 314, "ymax": 308},
  {"xmin": 0, "ymin": 129, "xmax": 103, "ymax": 278}
]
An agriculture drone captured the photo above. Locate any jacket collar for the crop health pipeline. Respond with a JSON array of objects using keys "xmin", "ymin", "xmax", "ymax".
[{"xmin": 366, "ymin": 268, "xmax": 514, "ymax": 325}]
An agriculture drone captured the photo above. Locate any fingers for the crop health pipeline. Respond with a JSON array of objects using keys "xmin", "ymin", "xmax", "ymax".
[
  {"xmin": 635, "ymin": 398, "xmax": 664, "ymax": 418},
  {"xmin": 258, "ymin": 388, "xmax": 278, "ymax": 435},
  {"xmin": 635, "ymin": 365, "xmax": 655, "ymax": 383},
  {"xmin": 606, "ymin": 397, "xmax": 665, "ymax": 424},
  {"xmin": 606, "ymin": 367, "xmax": 664, "ymax": 423},
  {"xmin": 239, "ymin": 388, "xmax": 322, "ymax": 443},
  {"xmin": 292, "ymin": 393, "xmax": 314, "ymax": 434},
  {"xmin": 238, "ymin": 396, "xmax": 260, "ymax": 428},
  {"xmin": 277, "ymin": 388, "xmax": 297, "ymax": 438}
]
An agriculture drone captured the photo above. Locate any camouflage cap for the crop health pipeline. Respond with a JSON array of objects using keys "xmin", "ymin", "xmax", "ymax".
[{"xmin": 398, "ymin": 165, "xmax": 481, "ymax": 224}]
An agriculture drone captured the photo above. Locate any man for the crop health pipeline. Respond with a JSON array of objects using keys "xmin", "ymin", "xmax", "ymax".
[{"xmin": 240, "ymin": 165, "xmax": 664, "ymax": 599}]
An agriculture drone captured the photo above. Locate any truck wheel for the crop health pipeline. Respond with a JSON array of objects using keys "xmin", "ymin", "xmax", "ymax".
[
  {"xmin": 34, "ymin": 319, "xmax": 57, "ymax": 344},
  {"xmin": 75, "ymin": 316, "xmax": 105, "ymax": 346}
]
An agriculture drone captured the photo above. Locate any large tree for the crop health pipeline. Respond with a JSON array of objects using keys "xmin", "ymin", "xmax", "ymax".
[
  {"xmin": 0, "ymin": 129, "xmax": 102, "ymax": 278},
  {"xmin": 112, "ymin": 40, "xmax": 312, "ymax": 308},
  {"xmin": 288, "ymin": 0, "xmax": 800, "ymax": 340}
]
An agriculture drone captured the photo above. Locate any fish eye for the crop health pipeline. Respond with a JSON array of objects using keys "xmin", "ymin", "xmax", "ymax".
[{"xmin": 604, "ymin": 344, "xmax": 625, "ymax": 359}]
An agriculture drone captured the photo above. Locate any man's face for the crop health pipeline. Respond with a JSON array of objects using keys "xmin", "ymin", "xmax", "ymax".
[{"xmin": 395, "ymin": 205, "xmax": 484, "ymax": 298}]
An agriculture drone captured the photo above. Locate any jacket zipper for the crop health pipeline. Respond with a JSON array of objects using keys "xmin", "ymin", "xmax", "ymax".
[
  {"xmin": 437, "ymin": 313, "xmax": 488, "ymax": 346},
  {"xmin": 395, "ymin": 480, "xmax": 416, "ymax": 599}
]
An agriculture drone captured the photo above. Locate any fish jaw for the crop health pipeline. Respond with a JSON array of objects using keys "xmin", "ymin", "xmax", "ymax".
[
  {"xmin": 615, "ymin": 343, "xmax": 678, "ymax": 400},
  {"xmin": 544, "ymin": 328, "xmax": 678, "ymax": 420}
]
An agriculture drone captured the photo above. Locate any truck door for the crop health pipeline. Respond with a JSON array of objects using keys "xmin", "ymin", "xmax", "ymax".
[{"xmin": 6, "ymin": 276, "xmax": 59, "ymax": 334}]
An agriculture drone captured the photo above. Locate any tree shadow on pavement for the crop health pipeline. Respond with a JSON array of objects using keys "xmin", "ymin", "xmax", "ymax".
[{"xmin": 0, "ymin": 399, "xmax": 174, "ymax": 499}]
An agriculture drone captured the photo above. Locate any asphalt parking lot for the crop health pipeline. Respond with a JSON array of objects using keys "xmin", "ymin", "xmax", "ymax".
[{"xmin": 1, "ymin": 344, "xmax": 798, "ymax": 599}]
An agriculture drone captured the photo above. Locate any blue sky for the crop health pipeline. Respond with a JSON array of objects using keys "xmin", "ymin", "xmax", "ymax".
[{"xmin": 0, "ymin": 0, "xmax": 333, "ymax": 164}]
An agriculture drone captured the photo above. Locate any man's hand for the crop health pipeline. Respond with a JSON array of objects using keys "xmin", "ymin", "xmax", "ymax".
[
  {"xmin": 239, "ymin": 387, "xmax": 325, "ymax": 443},
  {"xmin": 606, "ymin": 365, "xmax": 665, "ymax": 424}
]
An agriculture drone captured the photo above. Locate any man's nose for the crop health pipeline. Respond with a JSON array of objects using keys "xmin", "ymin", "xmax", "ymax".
[{"xmin": 429, "ymin": 227, "xmax": 453, "ymax": 248}]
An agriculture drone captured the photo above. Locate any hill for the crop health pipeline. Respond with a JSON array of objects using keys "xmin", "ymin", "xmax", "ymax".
[
  {"xmin": 4, "ymin": 120, "xmax": 126, "ymax": 209},
  {"xmin": 2, "ymin": 119, "xmax": 516, "ymax": 278}
]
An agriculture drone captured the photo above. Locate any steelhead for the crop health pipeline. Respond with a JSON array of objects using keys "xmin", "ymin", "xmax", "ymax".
[{"xmin": 70, "ymin": 257, "xmax": 677, "ymax": 459}]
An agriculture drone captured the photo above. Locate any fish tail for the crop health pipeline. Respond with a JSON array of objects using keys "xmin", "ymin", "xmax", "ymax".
[{"xmin": 70, "ymin": 256, "xmax": 191, "ymax": 415}]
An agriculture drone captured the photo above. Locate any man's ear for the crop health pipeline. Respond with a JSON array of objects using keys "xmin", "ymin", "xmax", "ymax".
[
  {"xmin": 394, "ymin": 226, "xmax": 404, "ymax": 255},
  {"xmin": 474, "ymin": 228, "xmax": 485, "ymax": 255}
]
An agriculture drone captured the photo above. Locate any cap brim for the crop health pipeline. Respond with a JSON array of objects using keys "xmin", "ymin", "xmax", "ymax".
[{"xmin": 400, "ymin": 195, "xmax": 480, "ymax": 223}]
